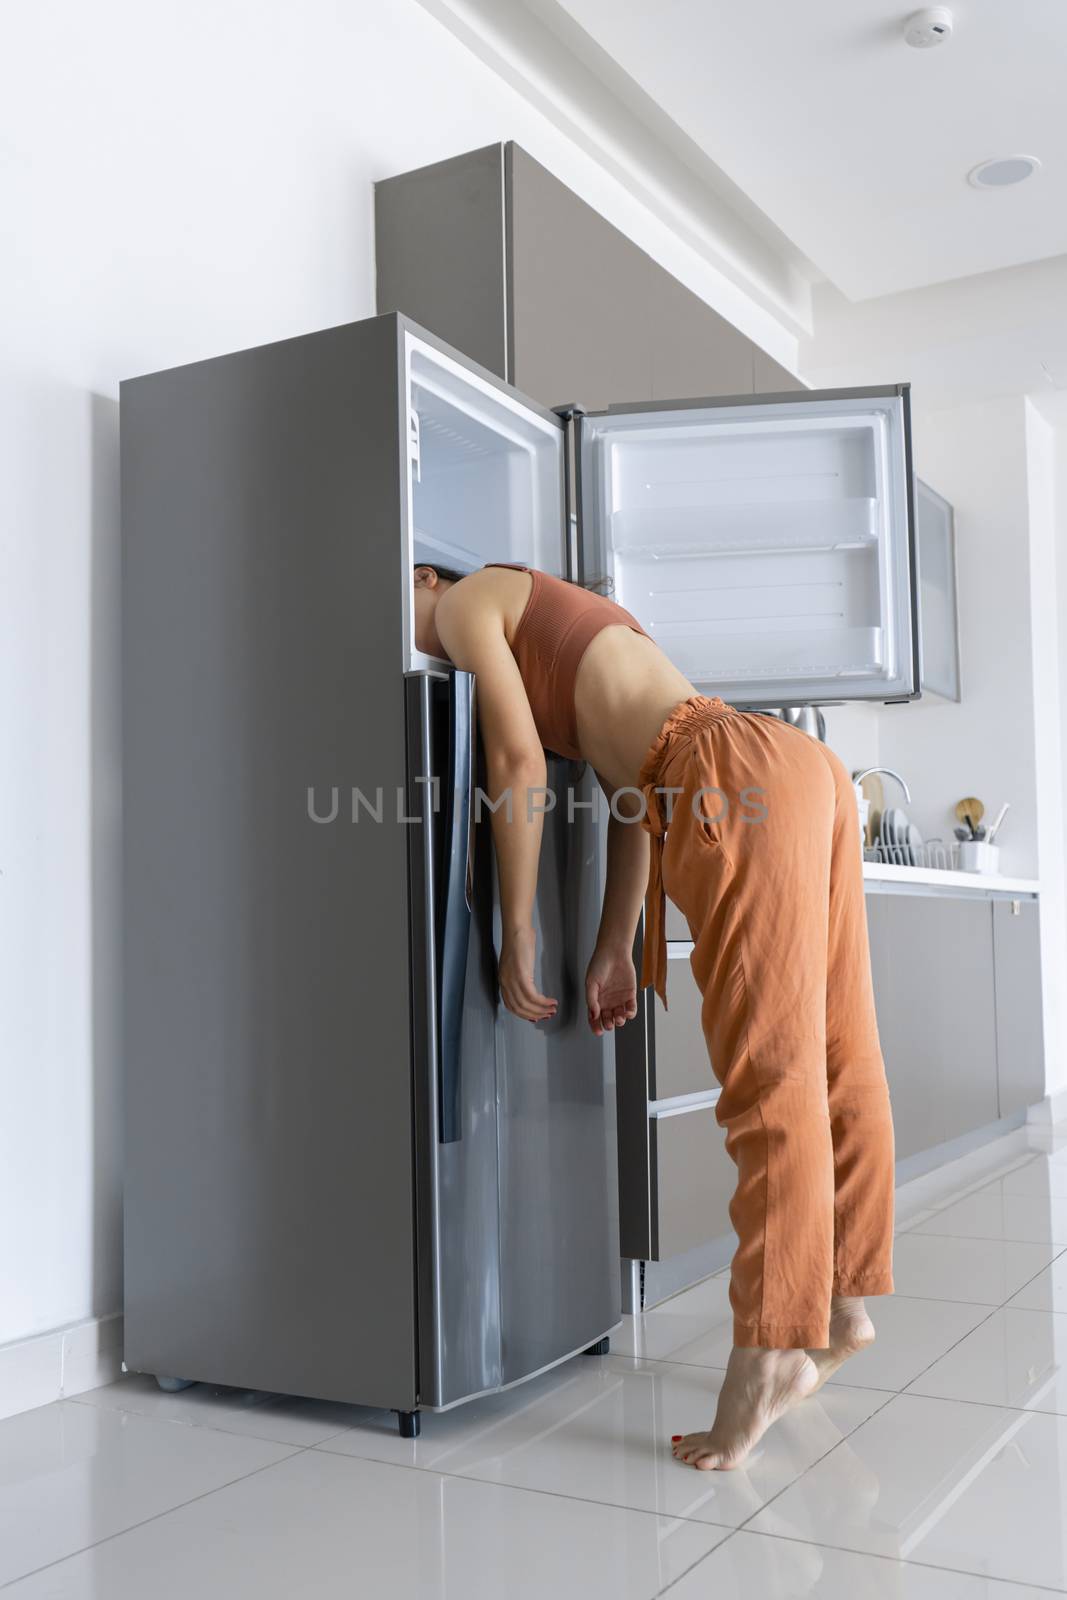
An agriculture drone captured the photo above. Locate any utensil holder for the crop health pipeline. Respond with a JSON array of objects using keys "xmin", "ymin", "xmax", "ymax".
[{"xmin": 958, "ymin": 840, "xmax": 1000, "ymax": 874}]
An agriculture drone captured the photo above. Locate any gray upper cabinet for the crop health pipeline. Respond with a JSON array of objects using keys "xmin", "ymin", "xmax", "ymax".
[
  {"xmin": 649, "ymin": 271, "xmax": 756, "ymax": 400},
  {"xmin": 753, "ymin": 349, "xmax": 808, "ymax": 394},
  {"xmin": 375, "ymin": 144, "xmax": 510, "ymax": 381},
  {"xmin": 506, "ymin": 145, "xmax": 655, "ymax": 413},
  {"xmin": 377, "ymin": 140, "xmax": 779, "ymax": 412}
]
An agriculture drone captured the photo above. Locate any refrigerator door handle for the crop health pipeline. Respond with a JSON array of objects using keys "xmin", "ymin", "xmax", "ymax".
[{"xmin": 437, "ymin": 671, "xmax": 475, "ymax": 1143}]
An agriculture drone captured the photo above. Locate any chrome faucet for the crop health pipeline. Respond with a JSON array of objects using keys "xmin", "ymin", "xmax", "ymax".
[{"xmin": 852, "ymin": 766, "xmax": 912, "ymax": 803}]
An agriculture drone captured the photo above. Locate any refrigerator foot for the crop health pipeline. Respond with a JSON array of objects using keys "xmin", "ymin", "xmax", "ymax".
[
  {"xmin": 395, "ymin": 1409, "xmax": 421, "ymax": 1439},
  {"xmin": 155, "ymin": 1376, "xmax": 197, "ymax": 1393},
  {"xmin": 583, "ymin": 1336, "xmax": 611, "ymax": 1357}
]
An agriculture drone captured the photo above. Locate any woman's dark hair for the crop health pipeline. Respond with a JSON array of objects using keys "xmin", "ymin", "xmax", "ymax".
[
  {"xmin": 414, "ymin": 563, "xmax": 468, "ymax": 584},
  {"xmin": 415, "ymin": 562, "xmax": 613, "ymax": 594}
]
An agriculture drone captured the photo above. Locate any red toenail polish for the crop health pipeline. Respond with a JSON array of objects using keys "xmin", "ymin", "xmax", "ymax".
[{"xmin": 671, "ymin": 1434, "xmax": 682, "ymax": 1441}]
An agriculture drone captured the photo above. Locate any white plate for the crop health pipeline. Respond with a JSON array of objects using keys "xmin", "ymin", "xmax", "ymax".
[{"xmin": 881, "ymin": 806, "xmax": 909, "ymax": 861}]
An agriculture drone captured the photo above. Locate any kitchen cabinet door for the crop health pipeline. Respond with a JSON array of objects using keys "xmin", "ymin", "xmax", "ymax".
[
  {"xmin": 507, "ymin": 144, "xmax": 655, "ymax": 413},
  {"xmin": 376, "ymin": 144, "xmax": 510, "ymax": 381},
  {"xmin": 868, "ymin": 893, "xmax": 998, "ymax": 1156},
  {"xmin": 652, "ymin": 1107, "xmax": 734, "ymax": 1259},
  {"xmin": 993, "ymin": 899, "xmax": 1045, "ymax": 1116},
  {"xmin": 935, "ymin": 901, "xmax": 1000, "ymax": 1139},
  {"xmin": 754, "ymin": 349, "xmax": 807, "ymax": 394},
  {"xmin": 578, "ymin": 386, "xmax": 918, "ymax": 706},
  {"xmin": 649, "ymin": 272, "xmax": 756, "ymax": 401},
  {"xmin": 865, "ymin": 893, "xmax": 941, "ymax": 1158},
  {"xmin": 652, "ymin": 948, "xmax": 713, "ymax": 1098}
]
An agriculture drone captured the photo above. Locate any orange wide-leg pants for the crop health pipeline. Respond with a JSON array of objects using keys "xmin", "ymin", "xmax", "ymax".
[{"xmin": 638, "ymin": 695, "xmax": 895, "ymax": 1349}]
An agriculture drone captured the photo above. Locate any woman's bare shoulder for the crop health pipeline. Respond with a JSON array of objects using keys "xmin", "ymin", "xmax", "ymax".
[{"xmin": 438, "ymin": 565, "xmax": 530, "ymax": 631}]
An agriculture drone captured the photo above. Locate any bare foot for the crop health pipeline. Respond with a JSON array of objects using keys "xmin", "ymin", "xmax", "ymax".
[
  {"xmin": 671, "ymin": 1346, "xmax": 820, "ymax": 1470},
  {"xmin": 805, "ymin": 1295, "xmax": 876, "ymax": 1394}
]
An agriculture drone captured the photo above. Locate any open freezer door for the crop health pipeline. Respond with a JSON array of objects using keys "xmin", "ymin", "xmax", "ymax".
[
  {"xmin": 399, "ymin": 320, "xmax": 568, "ymax": 674},
  {"xmin": 576, "ymin": 385, "xmax": 918, "ymax": 706}
]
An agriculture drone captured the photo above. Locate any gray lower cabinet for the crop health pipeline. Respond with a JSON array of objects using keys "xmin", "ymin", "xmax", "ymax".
[
  {"xmin": 652, "ymin": 1108, "xmax": 734, "ymax": 1260},
  {"xmin": 653, "ymin": 949, "xmax": 712, "ymax": 1098},
  {"xmin": 866, "ymin": 890, "xmax": 1041, "ymax": 1159},
  {"xmin": 993, "ymin": 898, "xmax": 1045, "ymax": 1116}
]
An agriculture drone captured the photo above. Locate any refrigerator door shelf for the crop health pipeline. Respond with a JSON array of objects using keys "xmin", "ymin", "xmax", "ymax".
[
  {"xmin": 577, "ymin": 386, "xmax": 918, "ymax": 706},
  {"xmin": 609, "ymin": 498, "xmax": 879, "ymax": 557},
  {"xmin": 402, "ymin": 329, "xmax": 567, "ymax": 674},
  {"xmin": 653, "ymin": 623, "xmax": 885, "ymax": 687}
]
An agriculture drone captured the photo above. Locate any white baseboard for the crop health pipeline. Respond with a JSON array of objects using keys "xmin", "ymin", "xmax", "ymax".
[
  {"xmin": 0, "ymin": 1312, "xmax": 124, "ymax": 1422},
  {"xmin": 1026, "ymin": 1089, "xmax": 1067, "ymax": 1127}
]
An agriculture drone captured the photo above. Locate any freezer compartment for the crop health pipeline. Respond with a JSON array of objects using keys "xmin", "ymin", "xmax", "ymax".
[
  {"xmin": 403, "ymin": 331, "xmax": 566, "ymax": 671},
  {"xmin": 579, "ymin": 390, "xmax": 917, "ymax": 704}
]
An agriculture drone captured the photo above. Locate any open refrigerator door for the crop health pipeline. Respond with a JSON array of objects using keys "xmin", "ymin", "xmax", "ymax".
[{"xmin": 577, "ymin": 386, "xmax": 918, "ymax": 706}]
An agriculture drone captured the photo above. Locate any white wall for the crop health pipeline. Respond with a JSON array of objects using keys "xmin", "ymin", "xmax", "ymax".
[
  {"xmin": 0, "ymin": 0, "xmax": 794, "ymax": 1375},
  {"xmin": 1028, "ymin": 402, "xmax": 1067, "ymax": 1104},
  {"xmin": 878, "ymin": 396, "xmax": 1040, "ymax": 877},
  {"xmin": 1058, "ymin": 416, "xmax": 1067, "ymax": 1106}
]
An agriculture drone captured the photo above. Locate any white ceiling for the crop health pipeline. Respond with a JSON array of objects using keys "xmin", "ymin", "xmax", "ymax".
[{"xmin": 550, "ymin": 0, "xmax": 1067, "ymax": 302}]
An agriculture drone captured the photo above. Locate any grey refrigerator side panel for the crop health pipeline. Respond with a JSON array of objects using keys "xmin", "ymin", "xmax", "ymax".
[
  {"xmin": 121, "ymin": 316, "xmax": 420, "ymax": 1409},
  {"xmin": 496, "ymin": 757, "xmax": 621, "ymax": 1379},
  {"xmin": 376, "ymin": 145, "xmax": 509, "ymax": 381}
]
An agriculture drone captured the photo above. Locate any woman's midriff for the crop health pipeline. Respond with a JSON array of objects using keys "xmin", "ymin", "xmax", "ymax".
[{"xmin": 574, "ymin": 626, "xmax": 698, "ymax": 791}]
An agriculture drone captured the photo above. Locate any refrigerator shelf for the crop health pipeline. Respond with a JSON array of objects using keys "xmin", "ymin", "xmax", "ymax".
[
  {"xmin": 412, "ymin": 525, "xmax": 484, "ymax": 575},
  {"xmin": 610, "ymin": 498, "xmax": 879, "ymax": 558},
  {"xmin": 655, "ymin": 624, "xmax": 885, "ymax": 683}
]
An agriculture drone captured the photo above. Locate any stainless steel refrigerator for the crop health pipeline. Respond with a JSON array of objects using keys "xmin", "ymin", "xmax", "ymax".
[
  {"xmin": 121, "ymin": 313, "xmax": 620, "ymax": 1437},
  {"xmin": 121, "ymin": 310, "xmax": 917, "ymax": 1433}
]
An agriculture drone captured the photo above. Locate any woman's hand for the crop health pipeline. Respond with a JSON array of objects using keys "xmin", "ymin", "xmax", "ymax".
[
  {"xmin": 499, "ymin": 927, "xmax": 558, "ymax": 1023},
  {"xmin": 585, "ymin": 942, "xmax": 638, "ymax": 1036}
]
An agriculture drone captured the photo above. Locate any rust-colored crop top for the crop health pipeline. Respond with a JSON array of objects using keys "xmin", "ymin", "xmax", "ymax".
[{"xmin": 484, "ymin": 563, "xmax": 651, "ymax": 761}]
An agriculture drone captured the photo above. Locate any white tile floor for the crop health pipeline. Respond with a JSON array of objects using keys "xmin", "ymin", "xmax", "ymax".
[{"xmin": 4, "ymin": 1120, "xmax": 1067, "ymax": 1598}]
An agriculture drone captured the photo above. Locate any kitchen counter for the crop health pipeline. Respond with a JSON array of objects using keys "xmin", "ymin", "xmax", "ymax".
[
  {"xmin": 863, "ymin": 862, "xmax": 1039, "ymax": 897},
  {"xmin": 666, "ymin": 860, "xmax": 1039, "ymax": 942}
]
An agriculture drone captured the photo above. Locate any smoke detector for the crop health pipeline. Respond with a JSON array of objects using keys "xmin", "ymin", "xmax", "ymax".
[
  {"xmin": 968, "ymin": 155, "xmax": 1042, "ymax": 189},
  {"xmin": 904, "ymin": 7, "xmax": 954, "ymax": 48}
]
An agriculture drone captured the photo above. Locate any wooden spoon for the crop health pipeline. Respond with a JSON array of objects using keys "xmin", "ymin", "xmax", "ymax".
[
  {"xmin": 955, "ymin": 796, "xmax": 985, "ymax": 834},
  {"xmin": 858, "ymin": 773, "xmax": 884, "ymax": 848}
]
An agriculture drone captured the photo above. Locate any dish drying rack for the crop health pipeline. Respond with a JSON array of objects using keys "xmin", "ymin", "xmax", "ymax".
[{"xmin": 863, "ymin": 838, "xmax": 960, "ymax": 870}]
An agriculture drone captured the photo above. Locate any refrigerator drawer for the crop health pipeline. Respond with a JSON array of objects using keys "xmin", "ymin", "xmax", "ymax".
[
  {"xmin": 653, "ymin": 948, "xmax": 712, "ymax": 1099},
  {"xmin": 652, "ymin": 1107, "xmax": 734, "ymax": 1260}
]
